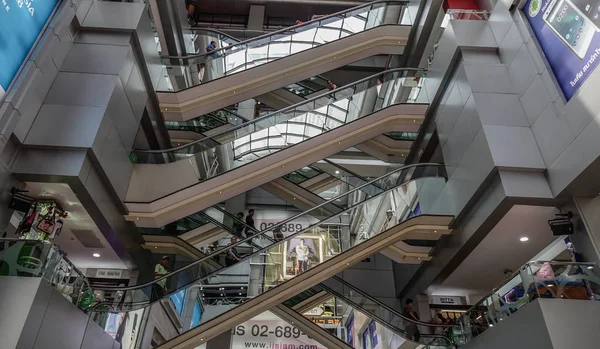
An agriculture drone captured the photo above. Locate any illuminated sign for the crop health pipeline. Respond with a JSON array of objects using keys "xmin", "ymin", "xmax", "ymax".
[
  {"xmin": 0, "ymin": 0, "xmax": 60, "ymax": 97},
  {"xmin": 309, "ymin": 316, "xmax": 342, "ymax": 326}
]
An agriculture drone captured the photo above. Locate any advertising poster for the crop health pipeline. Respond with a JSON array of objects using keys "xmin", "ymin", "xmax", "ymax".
[
  {"xmin": 523, "ymin": 0, "xmax": 600, "ymax": 100},
  {"xmin": 231, "ymin": 311, "xmax": 326, "ymax": 349},
  {"xmin": 104, "ymin": 309, "xmax": 145, "ymax": 349},
  {"xmin": 283, "ymin": 236, "xmax": 323, "ymax": 278},
  {"xmin": 0, "ymin": 0, "xmax": 60, "ymax": 98},
  {"xmin": 369, "ymin": 320, "xmax": 378, "ymax": 348}
]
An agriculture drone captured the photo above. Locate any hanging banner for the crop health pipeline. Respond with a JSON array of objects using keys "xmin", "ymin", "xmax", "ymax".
[
  {"xmin": 231, "ymin": 311, "xmax": 326, "ymax": 349},
  {"xmin": 0, "ymin": 0, "xmax": 60, "ymax": 98},
  {"xmin": 523, "ymin": 0, "xmax": 600, "ymax": 100}
]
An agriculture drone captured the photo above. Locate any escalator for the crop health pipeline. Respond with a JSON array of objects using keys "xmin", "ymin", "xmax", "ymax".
[
  {"xmin": 126, "ymin": 68, "xmax": 429, "ymax": 227},
  {"xmin": 157, "ymin": 0, "xmax": 413, "ymax": 120},
  {"xmin": 91, "ymin": 163, "xmax": 453, "ymax": 348}
]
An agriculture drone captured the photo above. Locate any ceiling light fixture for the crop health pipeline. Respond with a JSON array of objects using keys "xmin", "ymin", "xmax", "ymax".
[
  {"xmin": 335, "ymin": 170, "xmax": 340, "ymax": 174},
  {"xmin": 520, "ymin": 237, "xmax": 529, "ymax": 242},
  {"xmin": 587, "ymin": 266, "xmax": 594, "ymax": 270},
  {"xmin": 92, "ymin": 253, "xmax": 100, "ymax": 258}
]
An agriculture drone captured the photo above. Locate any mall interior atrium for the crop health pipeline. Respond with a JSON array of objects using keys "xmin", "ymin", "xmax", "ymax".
[{"xmin": 1, "ymin": 0, "xmax": 600, "ymax": 348}]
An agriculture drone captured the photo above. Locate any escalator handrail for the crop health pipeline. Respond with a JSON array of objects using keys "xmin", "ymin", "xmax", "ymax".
[
  {"xmin": 135, "ymin": 67, "xmax": 425, "ymax": 154},
  {"xmin": 162, "ymin": 0, "xmax": 409, "ymax": 60},
  {"xmin": 326, "ymin": 276, "xmax": 457, "ymax": 329},
  {"xmin": 92, "ymin": 162, "xmax": 444, "ymax": 291}
]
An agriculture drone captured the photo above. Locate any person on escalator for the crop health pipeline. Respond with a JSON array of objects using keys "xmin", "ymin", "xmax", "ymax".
[
  {"xmin": 226, "ymin": 236, "xmax": 243, "ymax": 266},
  {"xmin": 186, "ymin": 0, "xmax": 199, "ymax": 25},
  {"xmin": 206, "ymin": 41, "xmax": 220, "ymax": 59},
  {"xmin": 233, "ymin": 212, "xmax": 245, "ymax": 237},
  {"xmin": 152, "ymin": 256, "xmax": 169, "ymax": 301},
  {"xmin": 245, "ymin": 209, "xmax": 256, "ymax": 240},
  {"xmin": 327, "ymin": 80, "xmax": 337, "ymax": 102},
  {"xmin": 404, "ymin": 298, "xmax": 421, "ymax": 342}
]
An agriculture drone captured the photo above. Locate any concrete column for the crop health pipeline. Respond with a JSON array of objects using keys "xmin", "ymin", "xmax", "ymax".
[
  {"xmin": 572, "ymin": 197, "xmax": 600, "ymax": 261},
  {"xmin": 248, "ymin": 5, "xmax": 265, "ymax": 31}
]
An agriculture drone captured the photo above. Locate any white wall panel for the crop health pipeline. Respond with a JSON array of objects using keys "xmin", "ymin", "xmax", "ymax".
[
  {"xmin": 507, "ymin": 44, "xmax": 538, "ymax": 96},
  {"xmin": 464, "ymin": 64, "xmax": 515, "ymax": 94},
  {"xmin": 531, "ymin": 104, "xmax": 573, "ymax": 166},
  {"xmin": 520, "ymin": 75, "xmax": 551, "ymax": 126},
  {"xmin": 498, "ymin": 24, "xmax": 522, "ymax": 65},
  {"xmin": 473, "ymin": 92, "xmax": 528, "ymax": 127},
  {"xmin": 484, "ymin": 125, "xmax": 545, "ymax": 170}
]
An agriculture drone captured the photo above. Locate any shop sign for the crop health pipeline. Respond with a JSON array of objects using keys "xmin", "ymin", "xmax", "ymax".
[
  {"xmin": 96, "ymin": 269, "xmax": 123, "ymax": 279},
  {"xmin": 431, "ymin": 295, "xmax": 464, "ymax": 305},
  {"xmin": 309, "ymin": 316, "xmax": 342, "ymax": 326}
]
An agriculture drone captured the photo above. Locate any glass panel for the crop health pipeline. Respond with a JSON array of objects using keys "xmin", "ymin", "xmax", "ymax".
[
  {"xmin": 0, "ymin": 239, "xmax": 90, "ymax": 308},
  {"xmin": 158, "ymin": 1, "xmax": 410, "ymax": 92},
  {"xmin": 315, "ymin": 277, "xmax": 457, "ymax": 347},
  {"xmin": 457, "ymin": 261, "xmax": 600, "ymax": 344}
]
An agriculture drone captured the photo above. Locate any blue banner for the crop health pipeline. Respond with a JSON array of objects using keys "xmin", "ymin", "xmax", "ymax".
[
  {"xmin": 0, "ymin": 0, "xmax": 60, "ymax": 95},
  {"xmin": 523, "ymin": 0, "xmax": 600, "ymax": 100}
]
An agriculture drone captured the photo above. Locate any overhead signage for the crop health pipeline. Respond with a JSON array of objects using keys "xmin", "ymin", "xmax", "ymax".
[
  {"xmin": 0, "ymin": 0, "xmax": 60, "ymax": 98},
  {"xmin": 430, "ymin": 295, "xmax": 465, "ymax": 305},
  {"xmin": 95, "ymin": 269, "xmax": 124, "ymax": 279},
  {"xmin": 523, "ymin": 0, "xmax": 600, "ymax": 100}
]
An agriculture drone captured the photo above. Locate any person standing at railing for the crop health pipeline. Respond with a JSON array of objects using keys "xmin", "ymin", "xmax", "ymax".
[
  {"xmin": 403, "ymin": 298, "xmax": 421, "ymax": 342},
  {"xmin": 206, "ymin": 41, "xmax": 220, "ymax": 59},
  {"xmin": 232, "ymin": 212, "xmax": 245, "ymax": 237},
  {"xmin": 245, "ymin": 209, "xmax": 256, "ymax": 240},
  {"xmin": 186, "ymin": 0, "xmax": 199, "ymax": 25},
  {"xmin": 152, "ymin": 256, "xmax": 169, "ymax": 301},
  {"xmin": 226, "ymin": 236, "xmax": 243, "ymax": 266}
]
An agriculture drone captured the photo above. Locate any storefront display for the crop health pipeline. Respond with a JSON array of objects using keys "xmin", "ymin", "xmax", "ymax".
[{"xmin": 16, "ymin": 200, "xmax": 68, "ymax": 242}]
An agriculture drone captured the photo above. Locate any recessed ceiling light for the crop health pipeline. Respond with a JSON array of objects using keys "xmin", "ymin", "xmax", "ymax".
[
  {"xmin": 519, "ymin": 237, "xmax": 529, "ymax": 242},
  {"xmin": 335, "ymin": 170, "xmax": 340, "ymax": 174},
  {"xmin": 92, "ymin": 253, "xmax": 100, "ymax": 258},
  {"xmin": 587, "ymin": 266, "xmax": 594, "ymax": 270}
]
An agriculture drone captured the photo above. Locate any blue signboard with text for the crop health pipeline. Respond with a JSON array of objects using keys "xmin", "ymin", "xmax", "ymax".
[
  {"xmin": 0, "ymin": 0, "xmax": 60, "ymax": 96},
  {"xmin": 523, "ymin": 0, "xmax": 600, "ymax": 101}
]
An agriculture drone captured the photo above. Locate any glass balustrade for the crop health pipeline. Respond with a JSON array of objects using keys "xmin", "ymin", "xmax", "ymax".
[
  {"xmin": 282, "ymin": 166, "xmax": 325, "ymax": 185},
  {"xmin": 318, "ymin": 276, "xmax": 457, "ymax": 346},
  {"xmin": 133, "ymin": 68, "xmax": 429, "ymax": 205},
  {"xmin": 141, "ymin": 205, "xmax": 269, "ymax": 254},
  {"xmin": 157, "ymin": 0, "xmax": 412, "ymax": 92},
  {"xmin": 0, "ymin": 239, "xmax": 90, "ymax": 308},
  {"xmin": 456, "ymin": 260, "xmax": 600, "ymax": 343},
  {"xmin": 180, "ymin": 28, "xmax": 331, "ymax": 98},
  {"xmin": 88, "ymin": 163, "xmax": 445, "ymax": 319}
]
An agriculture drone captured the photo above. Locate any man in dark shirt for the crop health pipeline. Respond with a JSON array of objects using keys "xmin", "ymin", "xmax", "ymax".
[
  {"xmin": 403, "ymin": 298, "xmax": 421, "ymax": 342},
  {"xmin": 245, "ymin": 209, "xmax": 255, "ymax": 239}
]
